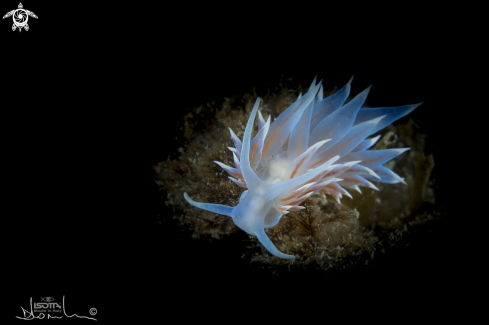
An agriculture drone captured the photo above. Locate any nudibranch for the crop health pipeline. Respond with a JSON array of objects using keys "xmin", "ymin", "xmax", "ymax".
[{"xmin": 184, "ymin": 76, "xmax": 422, "ymax": 259}]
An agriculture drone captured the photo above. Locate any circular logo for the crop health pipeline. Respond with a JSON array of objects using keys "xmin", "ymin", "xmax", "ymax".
[
  {"xmin": 13, "ymin": 9, "xmax": 27, "ymax": 27},
  {"xmin": 89, "ymin": 308, "xmax": 97, "ymax": 316},
  {"xmin": 41, "ymin": 297, "xmax": 55, "ymax": 302}
]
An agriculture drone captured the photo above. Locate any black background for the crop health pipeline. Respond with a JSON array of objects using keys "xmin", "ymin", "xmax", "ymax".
[{"xmin": 3, "ymin": 1, "xmax": 466, "ymax": 322}]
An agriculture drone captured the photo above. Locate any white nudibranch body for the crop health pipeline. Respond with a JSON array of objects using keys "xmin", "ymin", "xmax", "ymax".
[{"xmin": 184, "ymin": 76, "xmax": 422, "ymax": 259}]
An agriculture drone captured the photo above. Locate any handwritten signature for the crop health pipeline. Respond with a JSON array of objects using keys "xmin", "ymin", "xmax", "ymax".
[{"xmin": 16, "ymin": 296, "xmax": 96, "ymax": 321}]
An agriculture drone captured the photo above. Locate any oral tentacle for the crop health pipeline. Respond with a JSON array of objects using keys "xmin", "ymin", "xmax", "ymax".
[
  {"xmin": 184, "ymin": 193, "xmax": 235, "ymax": 217},
  {"xmin": 255, "ymin": 226, "xmax": 295, "ymax": 260}
]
